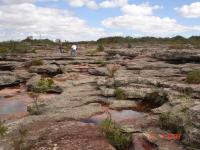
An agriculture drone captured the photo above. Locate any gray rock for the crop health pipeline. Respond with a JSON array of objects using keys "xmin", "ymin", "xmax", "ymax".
[
  {"xmin": 0, "ymin": 71, "xmax": 20, "ymax": 87},
  {"xmin": 188, "ymin": 104, "xmax": 200, "ymax": 128},
  {"xmin": 29, "ymin": 65, "xmax": 62, "ymax": 76},
  {"xmin": 109, "ymin": 100, "xmax": 138, "ymax": 110},
  {"xmin": 88, "ymin": 68, "xmax": 108, "ymax": 76},
  {"xmin": 100, "ymin": 87, "xmax": 115, "ymax": 97},
  {"xmin": 26, "ymin": 75, "xmax": 63, "ymax": 94},
  {"xmin": 153, "ymin": 50, "xmax": 200, "ymax": 63}
]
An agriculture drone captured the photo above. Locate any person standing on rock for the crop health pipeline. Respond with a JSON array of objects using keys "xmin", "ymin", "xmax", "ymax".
[{"xmin": 71, "ymin": 44, "xmax": 77, "ymax": 57}]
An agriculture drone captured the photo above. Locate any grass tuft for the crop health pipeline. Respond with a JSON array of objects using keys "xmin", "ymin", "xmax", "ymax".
[{"xmin": 100, "ymin": 118, "xmax": 131, "ymax": 150}]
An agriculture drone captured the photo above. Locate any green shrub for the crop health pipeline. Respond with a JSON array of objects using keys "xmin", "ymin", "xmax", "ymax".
[
  {"xmin": 34, "ymin": 78, "xmax": 54, "ymax": 93},
  {"xmin": 31, "ymin": 59, "xmax": 44, "ymax": 66},
  {"xmin": 97, "ymin": 44, "xmax": 104, "ymax": 52},
  {"xmin": 127, "ymin": 43, "xmax": 132, "ymax": 48},
  {"xmin": 27, "ymin": 93, "xmax": 41, "ymax": 115},
  {"xmin": 0, "ymin": 120, "xmax": 8, "ymax": 137},
  {"xmin": 114, "ymin": 88, "xmax": 127, "ymax": 100},
  {"xmin": 100, "ymin": 118, "xmax": 131, "ymax": 150},
  {"xmin": 96, "ymin": 60, "xmax": 107, "ymax": 67},
  {"xmin": 159, "ymin": 112, "xmax": 184, "ymax": 134},
  {"xmin": 186, "ymin": 70, "xmax": 200, "ymax": 84}
]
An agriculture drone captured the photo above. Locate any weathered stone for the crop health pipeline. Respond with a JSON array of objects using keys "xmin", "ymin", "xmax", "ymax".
[
  {"xmin": 26, "ymin": 75, "xmax": 41, "ymax": 92},
  {"xmin": 100, "ymin": 87, "xmax": 115, "ymax": 97},
  {"xmin": 88, "ymin": 68, "xmax": 108, "ymax": 76},
  {"xmin": 106, "ymin": 49, "xmax": 138, "ymax": 58},
  {"xmin": 29, "ymin": 65, "xmax": 62, "ymax": 76},
  {"xmin": 153, "ymin": 50, "xmax": 200, "ymax": 63},
  {"xmin": 188, "ymin": 104, "xmax": 200, "ymax": 128},
  {"xmin": 109, "ymin": 100, "xmax": 138, "ymax": 110},
  {"xmin": 0, "ymin": 71, "xmax": 20, "ymax": 87}
]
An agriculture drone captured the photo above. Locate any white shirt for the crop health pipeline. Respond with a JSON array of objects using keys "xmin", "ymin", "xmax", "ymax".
[{"xmin": 72, "ymin": 45, "xmax": 77, "ymax": 51}]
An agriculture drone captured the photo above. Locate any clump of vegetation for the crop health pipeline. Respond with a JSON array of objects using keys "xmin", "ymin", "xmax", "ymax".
[
  {"xmin": 34, "ymin": 78, "xmax": 54, "ymax": 93},
  {"xmin": 0, "ymin": 41, "xmax": 34, "ymax": 53},
  {"xmin": 114, "ymin": 88, "xmax": 127, "ymax": 100},
  {"xmin": 31, "ymin": 59, "xmax": 44, "ymax": 66},
  {"xmin": 11, "ymin": 125, "xmax": 29, "ymax": 150},
  {"xmin": 96, "ymin": 60, "xmax": 107, "ymax": 67},
  {"xmin": 97, "ymin": 44, "xmax": 104, "ymax": 52},
  {"xmin": 28, "ymin": 92, "xmax": 41, "ymax": 115},
  {"xmin": 159, "ymin": 112, "xmax": 184, "ymax": 134},
  {"xmin": 127, "ymin": 43, "xmax": 132, "ymax": 48},
  {"xmin": 0, "ymin": 120, "xmax": 8, "ymax": 137},
  {"xmin": 100, "ymin": 118, "xmax": 131, "ymax": 150},
  {"xmin": 146, "ymin": 90, "xmax": 168, "ymax": 107},
  {"xmin": 168, "ymin": 44, "xmax": 190, "ymax": 50},
  {"xmin": 186, "ymin": 70, "xmax": 200, "ymax": 84},
  {"xmin": 106, "ymin": 64, "xmax": 119, "ymax": 78}
]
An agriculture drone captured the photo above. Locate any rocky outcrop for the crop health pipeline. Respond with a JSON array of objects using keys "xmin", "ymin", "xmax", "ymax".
[
  {"xmin": 0, "ymin": 71, "xmax": 20, "ymax": 87},
  {"xmin": 105, "ymin": 49, "xmax": 138, "ymax": 58},
  {"xmin": 153, "ymin": 50, "xmax": 200, "ymax": 63},
  {"xmin": 88, "ymin": 68, "xmax": 108, "ymax": 76},
  {"xmin": 29, "ymin": 65, "xmax": 62, "ymax": 76},
  {"xmin": 109, "ymin": 100, "xmax": 138, "ymax": 110},
  {"xmin": 26, "ymin": 75, "xmax": 63, "ymax": 94}
]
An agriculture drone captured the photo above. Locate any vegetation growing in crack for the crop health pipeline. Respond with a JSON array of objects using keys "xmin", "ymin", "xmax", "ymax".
[
  {"xmin": 96, "ymin": 60, "xmax": 107, "ymax": 67},
  {"xmin": 114, "ymin": 88, "xmax": 127, "ymax": 100},
  {"xmin": 159, "ymin": 112, "xmax": 184, "ymax": 134},
  {"xmin": 0, "ymin": 120, "xmax": 8, "ymax": 137},
  {"xmin": 186, "ymin": 70, "xmax": 200, "ymax": 84},
  {"xmin": 11, "ymin": 125, "xmax": 29, "ymax": 150},
  {"xmin": 100, "ymin": 118, "xmax": 131, "ymax": 150},
  {"xmin": 31, "ymin": 59, "xmax": 44, "ymax": 66},
  {"xmin": 106, "ymin": 64, "xmax": 119, "ymax": 78},
  {"xmin": 34, "ymin": 78, "xmax": 54, "ymax": 93}
]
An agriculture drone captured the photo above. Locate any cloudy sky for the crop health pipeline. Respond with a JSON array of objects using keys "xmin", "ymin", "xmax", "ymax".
[{"xmin": 0, "ymin": 0, "xmax": 200, "ymax": 41}]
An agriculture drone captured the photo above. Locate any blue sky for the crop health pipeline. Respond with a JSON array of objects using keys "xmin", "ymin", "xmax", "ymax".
[{"xmin": 0, "ymin": 0, "xmax": 200, "ymax": 41}]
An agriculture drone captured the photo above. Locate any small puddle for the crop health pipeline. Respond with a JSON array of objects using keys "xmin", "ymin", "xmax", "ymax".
[
  {"xmin": 0, "ymin": 85, "xmax": 33, "ymax": 120},
  {"xmin": 82, "ymin": 109, "xmax": 145, "ymax": 125}
]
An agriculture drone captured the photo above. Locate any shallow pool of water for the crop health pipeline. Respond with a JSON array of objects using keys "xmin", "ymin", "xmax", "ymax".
[
  {"xmin": 0, "ymin": 86, "xmax": 32, "ymax": 119},
  {"xmin": 82, "ymin": 109, "xmax": 145, "ymax": 125}
]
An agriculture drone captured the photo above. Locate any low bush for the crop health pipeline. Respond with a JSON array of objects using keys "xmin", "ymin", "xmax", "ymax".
[
  {"xmin": 114, "ymin": 88, "xmax": 127, "ymax": 100},
  {"xmin": 127, "ymin": 43, "xmax": 132, "ymax": 48},
  {"xmin": 106, "ymin": 64, "xmax": 119, "ymax": 78},
  {"xmin": 100, "ymin": 118, "xmax": 131, "ymax": 150},
  {"xmin": 186, "ymin": 70, "xmax": 200, "ymax": 84},
  {"xmin": 31, "ymin": 59, "xmax": 44, "ymax": 66},
  {"xmin": 159, "ymin": 112, "xmax": 184, "ymax": 134},
  {"xmin": 97, "ymin": 44, "xmax": 104, "ymax": 52},
  {"xmin": 0, "ymin": 41, "xmax": 34, "ymax": 53},
  {"xmin": 96, "ymin": 60, "xmax": 107, "ymax": 67},
  {"xmin": 34, "ymin": 78, "xmax": 54, "ymax": 93},
  {"xmin": 0, "ymin": 120, "xmax": 8, "ymax": 137},
  {"xmin": 11, "ymin": 125, "xmax": 29, "ymax": 150}
]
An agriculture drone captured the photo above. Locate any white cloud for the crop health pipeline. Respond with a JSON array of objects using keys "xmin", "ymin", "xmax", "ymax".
[
  {"xmin": 102, "ymin": 3, "xmax": 190, "ymax": 36},
  {"xmin": 65, "ymin": 0, "xmax": 128, "ymax": 9},
  {"xmin": 66, "ymin": 0, "xmax": 98, "ymax": 9},
  {"xmin": 102, "ymin": 15, "xmax": 188, "ymax": 35},
  {"xmin": 99, "ymin": 0, "xmax": 128, "ymax": 8},
  {"xmin": 0, "ymin": 3, "xmax": 116, "ymax": 41},
  {"xmin": 176, "ymin": 2, "xmax": 200, "ymax": 18},
  {"xmin": 121, "ymin": 3, "xmax": 161, "ymax": 16},
  {"xmin": 0, "ymin": 0, "xmax": 35, "ymax": 5}
]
